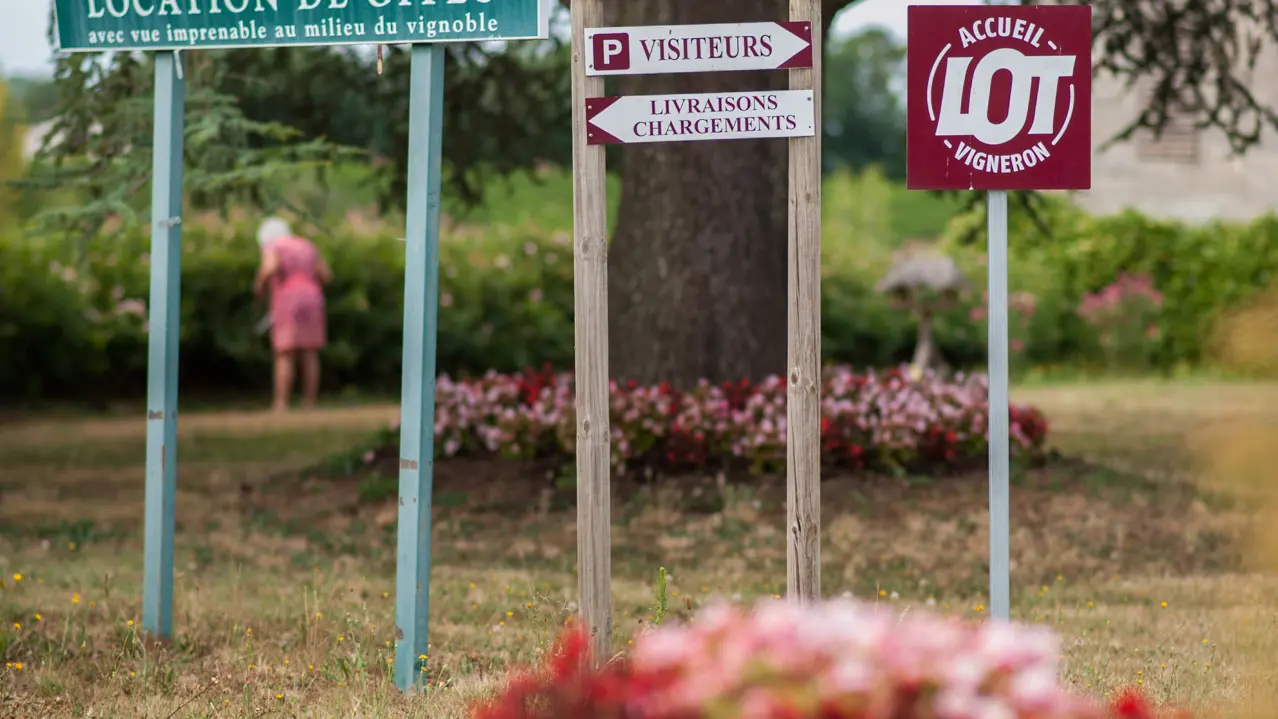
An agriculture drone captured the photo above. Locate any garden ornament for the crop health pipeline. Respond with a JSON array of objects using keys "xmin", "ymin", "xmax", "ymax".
[{"xmin": 876, "ymin": 247, "xmax": 971, "ymax": 375}]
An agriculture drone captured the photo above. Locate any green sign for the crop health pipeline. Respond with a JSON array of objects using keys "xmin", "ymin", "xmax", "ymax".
[{"xmin": 53, "ymin": 0, "xmax": 550, "ymax": 52}]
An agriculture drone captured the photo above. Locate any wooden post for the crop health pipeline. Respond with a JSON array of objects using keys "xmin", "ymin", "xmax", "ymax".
[
  {"xmin": 786, "ymin": 0, "xmax": 822, "ymax": 603},
  {"xmin": 570, "ymin": 0, "xmax": 613, "ymax": 662},
  {"xmin": 143, "ymin": 50, "xmax": 185, "ymax": 640},
  {"xmin": 393, "ymin": 43, "xmax": 447, "ymax": 693}
]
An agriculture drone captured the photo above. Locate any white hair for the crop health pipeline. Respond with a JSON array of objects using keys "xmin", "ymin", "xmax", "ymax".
[{"xmin": 257, "ymin": 217, "xmax": 292, "ymax": 247}]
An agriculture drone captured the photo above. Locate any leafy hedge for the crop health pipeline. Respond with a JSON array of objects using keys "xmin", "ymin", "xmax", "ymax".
[
  {"xmin": 0, "ymin": 225, "xmax": 577, "ymax": 399},
  {"xmin": 3, "ymin": 181, "xmax": 1278, "ymax": 400},
  {"xmin": 942, "ymin": 196, "xmax": 1278, "ymax": 371}
]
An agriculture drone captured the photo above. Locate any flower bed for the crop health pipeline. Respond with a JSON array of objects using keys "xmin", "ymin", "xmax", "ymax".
[
  {"xmin": 470, "ymin": 599, "xmax": 1184, "ymax": 719},
  {"xmin": 382, "ymin": 364, "xmax": 1048, "ymax": 476}
]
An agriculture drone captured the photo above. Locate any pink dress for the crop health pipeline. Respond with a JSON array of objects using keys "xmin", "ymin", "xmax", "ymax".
[{"xmin": 265, "ymin": 236, "xmax": 327, "ymax": 353}]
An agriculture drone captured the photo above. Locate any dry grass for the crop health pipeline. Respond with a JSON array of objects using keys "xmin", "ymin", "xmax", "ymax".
[{"xmin": 1, "ymin": 382, "xmax": 1276, "ymax": 718}]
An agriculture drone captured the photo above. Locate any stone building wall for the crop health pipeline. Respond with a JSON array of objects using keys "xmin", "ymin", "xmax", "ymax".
[{"xmin": 1068, "ymin": 43, "xmax": 1278, "ymax": 223}]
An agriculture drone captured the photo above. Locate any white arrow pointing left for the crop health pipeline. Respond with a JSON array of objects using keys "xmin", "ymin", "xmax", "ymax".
[{"xmin": 585, "ymin": 90, "xmax": 816, "ymax": 145}]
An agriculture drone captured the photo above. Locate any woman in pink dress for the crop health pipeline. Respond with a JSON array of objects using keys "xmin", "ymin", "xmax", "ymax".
[{"xmin": 254, "ymin": 218, "xmax": 332, "ymax": 412}]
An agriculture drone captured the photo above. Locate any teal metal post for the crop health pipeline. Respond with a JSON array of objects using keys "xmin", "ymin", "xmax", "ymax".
[
  {"xmin": 393, "ymin": 43, "xmax": 446, "ymax": 693},
  {"xmin": 143, "ymin": 50, "xmax": 185, "ymax": 640}
]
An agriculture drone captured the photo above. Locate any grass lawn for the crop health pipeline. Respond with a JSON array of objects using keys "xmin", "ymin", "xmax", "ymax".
[{"xmin": 1, "ymin": 382, "xmax": 1276, "ymax": 718}]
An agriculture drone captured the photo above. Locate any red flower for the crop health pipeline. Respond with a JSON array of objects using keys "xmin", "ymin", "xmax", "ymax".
[
  {"xmin": 469, "ymin": 625, "xmax": 643, "ymax": 719},
  {"xmin": 1111, "ymin": 688, "xmax": 1154, "ymax": 719},
  {"xmin": 547, "ymin": 623, "xmax": 590, "ymax": 680}
]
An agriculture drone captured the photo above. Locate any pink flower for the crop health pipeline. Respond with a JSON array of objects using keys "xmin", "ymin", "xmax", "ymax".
[
  {"xmin": 615, "ymin": 597, "xmax": 1103, "ymax": 719},
  {"xmin": 632, "ymin": 628, "xmax": 693, "ymax": 670},
  {"xmin": 376, "ymin": 364, "xmax": 1047, "ymax": 476}
]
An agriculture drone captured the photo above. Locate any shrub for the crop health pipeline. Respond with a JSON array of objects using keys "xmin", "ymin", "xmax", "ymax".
[
  {"xmin": 0, "ymin": 223, "xmax": 577, "ymax": 399},
  {"xmin": 943, "ymin": 196, "xmax": 1278, "ymax": 372},
  {"xmin": 1076, "ymin": 273, "xmax": 1164, "ymax": 372},
  {"xmin": 7, "ymin": 173, "xmax": 1278, "ymax": 401},
  {"xmin": 469, "ymin": 600, "xmax": 1187, "ymax": 719},
  {"xmin": 0, "ymin": 78, "xmax": 25, "ymax": 232},
  {"xmin": 359, "ymin": 364, "xmax": 1048, "ymax": 477},
  {"xmin": 968, "ymin": 290, "xmax": 1037, "ymax": 374}
]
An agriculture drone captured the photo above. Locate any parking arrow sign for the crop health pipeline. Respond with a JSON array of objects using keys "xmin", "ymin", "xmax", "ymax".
[{"xmin": 586, "ymin": 22, "xmax": 814, "ymax": 76}]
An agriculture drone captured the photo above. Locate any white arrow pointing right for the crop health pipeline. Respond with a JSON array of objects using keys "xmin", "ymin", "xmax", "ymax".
[{"xmin": 585, "ymin": 22, "xmax": 814, "ymax": 76}]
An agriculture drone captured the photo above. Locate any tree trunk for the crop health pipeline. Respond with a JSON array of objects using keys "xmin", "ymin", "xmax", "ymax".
[{"xmin": 606, "ymin": 0, "xmax": 791, "ymax": 388}]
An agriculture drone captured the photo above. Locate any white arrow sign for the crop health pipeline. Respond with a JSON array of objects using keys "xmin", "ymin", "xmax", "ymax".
[
  {"xmin": 585, "ymin": 90, "xmax": 815, "ymax": 145},
  {"xmin": 585, "ymin": 22, "xmax": 814, "ymax": 76}
]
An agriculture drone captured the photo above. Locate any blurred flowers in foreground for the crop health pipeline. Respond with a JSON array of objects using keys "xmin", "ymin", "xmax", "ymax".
[{"xmin": 470, "ymin": 599, "xmax": 1185, "ymax": 719}]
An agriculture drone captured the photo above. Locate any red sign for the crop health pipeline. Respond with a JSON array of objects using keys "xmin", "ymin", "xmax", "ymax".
[{"xmin": 906, "ymin": 5, "xmax": 1092, "ymax": 191}]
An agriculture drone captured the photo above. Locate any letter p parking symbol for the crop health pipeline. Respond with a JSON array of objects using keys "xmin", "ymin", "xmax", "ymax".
[{"xmin": 592, "ymin": 32, "xmax": 630, "ymax": 72}]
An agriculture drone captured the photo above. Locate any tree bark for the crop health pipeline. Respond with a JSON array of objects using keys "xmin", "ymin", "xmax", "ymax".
[{"xmin": 607, "ymin": 0, "xmax": 793, "ymax": 388}]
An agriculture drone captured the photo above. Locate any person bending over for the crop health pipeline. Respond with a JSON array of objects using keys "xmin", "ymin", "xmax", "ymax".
[{"xmin": 254, "ymin": 217, "xmax": 332, "ymax": 412}]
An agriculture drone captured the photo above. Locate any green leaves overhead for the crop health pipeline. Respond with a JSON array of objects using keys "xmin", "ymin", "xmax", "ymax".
[
  {"xmin": 23, "ymin": 49, "xmax": 355, "ymax": 247},
  {"xmin": 1083, "ymin": 0, "xmax": 1278, "ymax": 153},
  {"xmin": 28, "ymin": 5, "xmax": 573, "ymax": 245}
]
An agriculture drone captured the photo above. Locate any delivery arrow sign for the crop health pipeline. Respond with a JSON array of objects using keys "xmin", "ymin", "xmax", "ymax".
[
  {"xmin": 585, "ymin": 22, "xmax": 814, "ymax": 76},
  {"xmin": 585, "ymin": 90, "xmax": 815, "ymax": 145}
]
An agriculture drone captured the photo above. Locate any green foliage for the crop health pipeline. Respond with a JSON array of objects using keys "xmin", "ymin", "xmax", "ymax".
[
  {"xmin": 0, "ymin": 236, "xmax": 127, "ymax": 399},
  {"xmin": 651, "ymin": 567, "xmax": 669, "ymax": 627},
  {"xmin": 940, "ymin": 196, "xmax": 1278, "ymax": 372},
  {"xmin": 6, "ymin": 76, "xmax": 60, "ymax": 123},
  {"xmin": 357, "ymin": 474, "xmax": 398, "ymax": 504},
  {"xmin": 217, "ymin": 38, "xmax": 574, "ymax": 210},
  {"xmin": 5, "ymin": 167, "xmax": 1278, "ymax": 401},
  {"xmin": 820, "ymin": 167, "xmax": 979, "ymax": 369},
  {"xmin": 823, "ymin": 28, "xmax": 907, "ymax": 179},
  {"xmin": 0, "ymin": 214, "xmax": 577, "ymax": 400},
  {"xmin": 24, "ymin": 51, "xmax": 354, "ymax": 248},
  {"xmin": 0, "ymin": 78, "xmax": 24, "ymax": 231}
]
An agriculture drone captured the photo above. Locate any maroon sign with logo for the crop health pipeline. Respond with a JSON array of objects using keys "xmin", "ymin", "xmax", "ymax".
[{"xmin": 906, "ymin": 5, "xmax": 1092, "ymax": 191}]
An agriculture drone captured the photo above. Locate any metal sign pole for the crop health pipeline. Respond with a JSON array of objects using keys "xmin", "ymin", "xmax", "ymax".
[
  {"xmin": 142, "ymin": 50, "xmax": 185, "ymax": 640},
  {"xmin": 986, "ymin": 189, "xmax": 1011, "ymax": 621},
  {"xmin": 393, "ymin": 42, "xmax": 447, "ymax": 693},
  {"xmin": 905, "ymin": 4, "xmax": 1092, "ymax": 623}
]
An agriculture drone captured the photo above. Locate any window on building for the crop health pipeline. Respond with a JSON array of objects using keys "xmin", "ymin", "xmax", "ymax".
[{"xmin": 1135, "ymin": 115, "xmax": 1201, "ymax": 163}]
